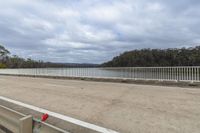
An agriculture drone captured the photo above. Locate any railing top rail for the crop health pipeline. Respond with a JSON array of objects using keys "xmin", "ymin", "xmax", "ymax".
[
  {"xmin": 100, "ymin": 66, "xmax": 200, "ymax": 69},
  {"xmin": 0, "ymin": 104, "xmax": 26, "ymax": 117},
  {"xmin": 0, "ymin": 66, "xmax": 200, "ymax": 70}
]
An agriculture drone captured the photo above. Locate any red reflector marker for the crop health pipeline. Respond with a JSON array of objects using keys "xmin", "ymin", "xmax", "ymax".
[{"xmin": 41, "ymin": 113, "xmax": 49, "ymax": 121}]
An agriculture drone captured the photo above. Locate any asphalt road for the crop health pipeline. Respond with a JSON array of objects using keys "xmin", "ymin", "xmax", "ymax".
[{"xmin": 0, "ymin": 75, "xmax": 200, "ymax": 133}]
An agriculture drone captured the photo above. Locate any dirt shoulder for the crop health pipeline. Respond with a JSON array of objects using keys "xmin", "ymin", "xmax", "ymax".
[{"xmin": 1, "ymin": 74, "xmax": 200, "ymax": 88}]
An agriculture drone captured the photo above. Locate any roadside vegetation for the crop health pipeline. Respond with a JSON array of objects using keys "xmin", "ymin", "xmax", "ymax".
[{"xmin": 102, "ymin": 46, "xmax": 200, "ymax": 67}]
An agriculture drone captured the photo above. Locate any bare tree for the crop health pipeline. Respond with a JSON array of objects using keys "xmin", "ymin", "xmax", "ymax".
[{"xmin": 0, "ymin": 44, "xmax": 10, "ymax": 64}]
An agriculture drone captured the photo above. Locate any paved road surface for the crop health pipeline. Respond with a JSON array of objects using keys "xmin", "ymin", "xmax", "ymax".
[{"xmin": 0, "ymin": 75, "xmax": 200, "ymax": 133}]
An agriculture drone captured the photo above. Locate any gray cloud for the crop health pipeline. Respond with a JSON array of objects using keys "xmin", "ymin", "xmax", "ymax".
[{"xmin": 0, "ymin": 0, "xmax": 200, "ymax": 63}]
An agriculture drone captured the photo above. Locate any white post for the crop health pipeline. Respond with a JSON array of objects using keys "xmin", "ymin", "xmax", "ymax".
[{"xmin": 198, "ymin": 67, "xmax": 200, "ymax": 82}]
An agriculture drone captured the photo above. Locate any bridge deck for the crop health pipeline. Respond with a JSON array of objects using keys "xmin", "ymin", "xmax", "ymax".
[{"xmin": 0, "ymin": 75, "xmax": 200, "ymax": 133}]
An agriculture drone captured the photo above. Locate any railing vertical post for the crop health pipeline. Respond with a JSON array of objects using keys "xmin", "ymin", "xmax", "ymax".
[
  {"xmin": 163, "ymin": 67, "xmax": 164, "ymax": 81},
  {"xmin": 152, "ymin": 68, "xmax": 155, "ymax": 79},
  {"xmin": 168, "ymin": 67, "xmax": 170, "ymax": 81},
  {"xmin": 171, "ymin": 67, "xmax": 175, "ymax": 80},
  {"xmin": 159, "ymin": 67, "xmax": 160, "ymax": 80},
  {"xmin": 135, "ymin": 68, "xmax": 137, "ymax": 79},
  {"xmin": 187, "ymin": 67, "xmax": 189, "ymax": 81},
  {"xmin": 131, "ymin": 67, "xmax": 133, "ymax": 79},
  {"xmin": 196, "ymin": 67, "xmax": 198, "ymax": 82},
  {"xmin": 195, "ymin": 67, "xmax": 196, "ymax": 81},
  {"xmin": 143, "ymin": 68, "xmax": 145, "ymax": 79},
  {"xmin": 145, "ymin": 67, "xmax": 147, "ymax": 79},
  {"xmin": 159, "ymin": 67, "xmax": 161, "ymax": 81},
  {"xmin": 180, "ymin": 67, "xmax": 182, "ymax": 81},
  {"xmin": 186, "ymin": 67, "xmax": 189, "ymax": 80},
  {"xmin": 124, "ymin": 68, "xmax": 126, "ymax": 78},
  {"xmin": 135, "ymin": 67, "xmax": 136, "ymax": 79},
  {"xmin": 135, "ymin": 67, "xmax": 137, "ymax": 79},
  {"xmin": 69, "ymin": 68, "xmax": 71, "ymax": 77},
  {"xmin": 131, "ymin": 67, "xmax": 132, "ymax": 79},
  {"xmin": 163, "ymin": 67, "xmax": 165, "ymax": 80},
  {"xmin": 190, "ymin": 67, "xmax": 191, "ymax": 81},
  {"xmin": 192, "ymin": 67, "xmax": 194, "ymax": 82},
  {"xmin": 183, "ymin": 67, "xmax": 185, "ymax": 81},
  {"xmin": 162, "ymin": 67, "xmax": 164, "ymax": 81},
  {"xmin": 166, "ymin": 67, "xmax": 167, "ymax": 81},
  {"xmin": 172, "ymin": 67, "xmax": 174, "ymax": 81},
  {"xmin": 150, "ymin": 68, "xmax": 152, "ymax": 80},
  {"xmin": 186, "ymin": 67, "xmax": 188, "ymax": 81},
  {"xmin": 143, "ymin": 67, "xmax": 144, "ymax": 79},
  {"xmin": 160, "ymin": 67, "xmax": 162, "ymax": 81},
  {"xmin": 133, "ymin": 67, "xmax": 137, "ymax": 79},
  {"xmin": 183, "ymin": 67, "xmax": 186, "ymax": 80},
  {"xmin": 76, "ymin": 67, "xmax": 77, "ymax": 77},
  {"xmin": 132, "ymin": 67, "xmax": 134, "ymax": 79},
  {"xmin": 198, "ymin": 67, "xmax": 200, "ymax": 82},
  {"xmin": 153, "ymin": 67, "xmax": 154, "ymax": 80},
  {"xmin": 72, "ymin": 67, "xmax": 74, "ymax": 77},
  {"xmin": 169, "ymin": 67, "xmax": 171, "ymax": 81},
  {"xmin": 77, "ymin": 68, "xmax": 79, "ymax": 77},
  {"xmin": 177, "ymin": 67, "xmax": 179, "ymax": 81}
]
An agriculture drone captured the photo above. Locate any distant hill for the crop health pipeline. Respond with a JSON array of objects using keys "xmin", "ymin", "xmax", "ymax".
[
  {"xmin": 46, "ymin": 62, "xmax": 99, "ymax": 68},
  {"xmin": 102, "ymin": 46, "xmax": 200, "ymax": 67},
  {"xmin": 0, "ymin": 44, "xmax": 99, "ymax": 68}
]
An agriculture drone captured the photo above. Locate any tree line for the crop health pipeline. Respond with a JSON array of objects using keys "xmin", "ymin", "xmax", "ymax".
[
  {"xmin": 0, "ymin": 44, "xmax": 97, "ymax": 68},
  {"xmin": 2, "ymin": 44, "xmax": 200, "ymax": 68},
  {"xmin": 102, "ymin": 46, "xmax": 200, "ymax": 67}
]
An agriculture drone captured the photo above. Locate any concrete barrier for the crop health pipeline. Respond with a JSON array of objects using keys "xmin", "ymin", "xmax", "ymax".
[
  {"xmin": 0, "ymin": 96, "xmax": 119, "ymax": 133},
  {"xmin": 0, "ymin": 105, "xmax": 69, "ymax": 133}
]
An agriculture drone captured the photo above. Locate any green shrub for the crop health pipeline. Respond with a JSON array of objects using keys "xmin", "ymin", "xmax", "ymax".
[{"xmin": 0, "ymin": 63, "xmax": 7, "ymax": 68}]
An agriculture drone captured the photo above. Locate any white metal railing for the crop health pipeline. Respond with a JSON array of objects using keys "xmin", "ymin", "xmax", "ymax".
[{"xmin": 0, "ymin": 66, "xmax": 200, "ymax": 82}]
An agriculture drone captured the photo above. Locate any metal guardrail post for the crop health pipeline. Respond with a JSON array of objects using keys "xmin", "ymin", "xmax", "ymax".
[{"xmin": 19, "ymin": 115, "xmax": 33, "ymax": 133}]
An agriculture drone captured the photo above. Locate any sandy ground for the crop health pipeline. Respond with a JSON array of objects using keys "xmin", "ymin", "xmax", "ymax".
[{"xmin": 0, "ymin": 75, "xmax": 200, "ymax": 133}]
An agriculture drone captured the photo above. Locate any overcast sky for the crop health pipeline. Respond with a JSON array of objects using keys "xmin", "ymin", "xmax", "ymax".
[{"xmin": 0, "ymin": 0, "xmax": 200, "ymax": 63}]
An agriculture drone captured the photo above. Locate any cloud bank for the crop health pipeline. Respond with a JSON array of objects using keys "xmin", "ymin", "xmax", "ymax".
[{"xmin": 0, "ymin": 0, "xmax": 200, "ymax": 63}]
